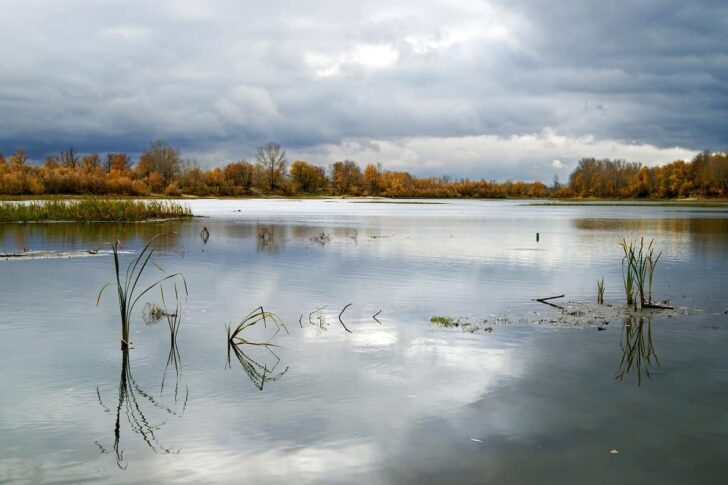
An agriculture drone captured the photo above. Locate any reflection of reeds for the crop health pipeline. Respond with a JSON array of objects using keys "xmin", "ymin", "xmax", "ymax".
[
  {"xmin": 597, "ymin": 277, "xmax": 605, "ymax": 304},
  {"xmin": 226, "ymin": 341, "xmax": 289, "ymax": 391},
  {"xmin": 97, "ymin": 234, "xmax": 187, "ymax": 350},
  {"xmin": 96, "ymin": 350, "xmax": 187, "ymax": 469},
  {"xmin": 615, "ymin": 316, "xmax": 660, "ymax": 385}
]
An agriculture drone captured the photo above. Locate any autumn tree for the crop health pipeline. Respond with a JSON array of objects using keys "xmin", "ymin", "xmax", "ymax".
[
  {"xmin": 331, "ymin": 160, "xmax": 362, "ymax": 194},
  {"xmin": 289, "ymin": 160, "xmax": 325, "ymax": 193},
  {"xmin": 82, "ymin": 153, "xmax": 101, "ymax": 172},
  {"xmin": 8, "ymin": 148, "xmax": 27, "ymax": 167},
  {"xmin": 136, "ymin": 140, "xmax": 181, "ymax": 186},
  {"xmin": 363, "ymin": 163, "xmax": 382, "ymax": 195},
  {"xmin": 223, "ymin": 161, "xmax": 255, "ymax": 190},
  {"xmin": 106, "ymin": 153, "xmax": 132, "ymax": 173}
]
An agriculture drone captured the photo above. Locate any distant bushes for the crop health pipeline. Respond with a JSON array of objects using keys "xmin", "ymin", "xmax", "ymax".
[
  {"xmin": 569, "ymin": 152, "xmax": 728, "ymax": 198},
  {"xmin": 1, "ymin": 142, "xmax": 726, "ymax": 199}
]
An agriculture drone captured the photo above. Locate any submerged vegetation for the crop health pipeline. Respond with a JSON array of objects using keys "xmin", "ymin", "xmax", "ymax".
[
  {"xmin": 0, "ymin": 199, "xmax": 192, "ymax": 222},
  {"xmin": 97, "ymin": 234, "xmax": 187, "ymax": 349}
]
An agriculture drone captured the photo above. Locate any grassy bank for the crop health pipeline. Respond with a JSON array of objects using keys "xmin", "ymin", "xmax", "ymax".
[{"xmin": 0, "ymin": 199, "xmax": 193, "ymax": 222}]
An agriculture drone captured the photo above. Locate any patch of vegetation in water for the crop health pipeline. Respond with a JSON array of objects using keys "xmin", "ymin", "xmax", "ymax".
[
  {"xmin": 0, "ymin": 199, "xmax": 192, "ymax": 222},
  {"xmin": 430, "ymin": 315, "xmax": 494, "ymax": 333}
]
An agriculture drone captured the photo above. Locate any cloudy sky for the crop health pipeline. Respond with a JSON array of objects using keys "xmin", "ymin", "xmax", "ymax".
[{"xmin": 1, "ymin": 0, "xmax": 725, "ymax": 180}]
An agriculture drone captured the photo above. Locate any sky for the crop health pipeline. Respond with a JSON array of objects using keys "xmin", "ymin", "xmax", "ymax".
[{"xmin": 0, "ymin": 0, "xmax": 725, "ymax": 181}]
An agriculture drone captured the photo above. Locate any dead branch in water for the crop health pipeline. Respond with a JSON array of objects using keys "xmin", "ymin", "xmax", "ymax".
[
  {"xmin": 642, "ymin": 302, "xmax": 674, "ymax": 310},
  {"xmin": 372, "ymin": 310, "xmax": 382, "ymax": 324},
  {"xmin": 338, "ymin": 303, "xmax": 353, "ymax": 333},
  {"xmin": 534, "ymin": 294, "xmax": 566, "ymax": 310}
]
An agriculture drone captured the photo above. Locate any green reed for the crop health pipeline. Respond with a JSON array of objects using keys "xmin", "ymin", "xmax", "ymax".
[
  {"xmin": 97, "ymin": 233, "xmax": 187, "ymax": 349},
  {"xmin": 597, "ymin": 277, "xmax": 605, "ymax": 304},
  {"xmin": 619, "ymin": 237, "xmax": 662, "ymax": 307}
]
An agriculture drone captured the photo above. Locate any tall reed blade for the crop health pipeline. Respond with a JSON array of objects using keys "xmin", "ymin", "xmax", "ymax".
[{"xmin": 97, "ymin": 233, "xmax": 187, "ymax": 349}]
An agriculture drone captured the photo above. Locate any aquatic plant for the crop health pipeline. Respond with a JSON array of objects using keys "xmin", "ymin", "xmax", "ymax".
[
  {"xmin": 226, "ymin": 306, "xmax": 289, "ymax": 390},
  {"xmin": 0, "ymin": 199, "xmax": 192, "ymax": 222},
  {"xmin": 619, "ymin": 238, "xmax": 636, "ymax": 306},
  {"xmin": 430, "ymin": 315, "xmax": 492, "ymax": 333},
  {"xmin": 597, "ymin": 277, "xmax": 605, "ymax": 304},
  {"xmin": 619, "ymin": 237, "xmax": 662, "ymax": 307},
  {"xmin": 430, "ymin": 315, "xmax": 457, "ymax": 326},
  {"xmin": 615, "ymin": 316, "xmax": 659, "ymax": 386},
  {"xmin": 226, "ymin": 306, "xmax": 288, "ymax": 344},
  {"xmin": 97, "ymin": 233, "xmax": 187, "ymax": 350}
]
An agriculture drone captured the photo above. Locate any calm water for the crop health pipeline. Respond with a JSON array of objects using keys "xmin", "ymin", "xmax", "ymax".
[{"xmin": 1, "ymin": 199, "xmax": 727, "ymax": 484}]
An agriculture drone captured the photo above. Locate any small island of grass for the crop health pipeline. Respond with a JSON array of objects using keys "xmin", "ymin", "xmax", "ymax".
[{"xmin": 0, "ymin": 199, "xmax": 193, "ymax": 222}]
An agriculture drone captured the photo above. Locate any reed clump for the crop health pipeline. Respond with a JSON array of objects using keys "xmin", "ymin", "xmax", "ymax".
[
  {"xmin": 597, "ymin": 278, "xmax": 605, "ymax": 304},
  {"xmin": 0, "ymin": 199, "xmax": 192, "ymax": 222},
  {"xmin": 226, "ymin": 306, "xmax": 289, "ymax": 390},
  {"xmin": 619, "ymin": 237, "xmax": 662, "ymax": 308},
  {"xmin": 227, "ymin": 306, "xmax": 289, "ymax": 344},
  {"xmin": 97, "ymin": 233, "xmax": 187, "ymax": 349}
]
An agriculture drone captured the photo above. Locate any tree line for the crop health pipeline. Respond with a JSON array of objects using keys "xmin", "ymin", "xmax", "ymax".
[{"xmin": 0, "ymin": 140, "xmax": 726, "ymax": 198}]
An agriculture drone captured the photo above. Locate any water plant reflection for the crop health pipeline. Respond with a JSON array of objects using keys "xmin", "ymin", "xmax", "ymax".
[
  {"xmin": 96, "ymin": 350, "xmax": 188, "ymax": 469},
  {"xmin": 615, "ymin": 316, "xmax": 660, "ymax": 385}
]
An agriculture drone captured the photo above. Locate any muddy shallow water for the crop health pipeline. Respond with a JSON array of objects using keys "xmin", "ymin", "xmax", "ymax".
[{"xmin": 1, "ymin": 199, "xmax": 727, "ymax": 484}]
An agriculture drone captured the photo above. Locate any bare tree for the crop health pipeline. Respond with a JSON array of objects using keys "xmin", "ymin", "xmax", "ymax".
[
  {"xmin": 255, "ymin": 142, "xmax": 287, "ymax": 191},
  {"xmin": 60, "ymin": 147, "xmax": 79, "ymax": 169}
]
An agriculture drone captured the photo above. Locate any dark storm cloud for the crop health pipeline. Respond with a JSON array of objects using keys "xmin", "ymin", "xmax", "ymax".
[{"xmin": 0, "ymin": 0, "xmax": 723, "ymax": 178}]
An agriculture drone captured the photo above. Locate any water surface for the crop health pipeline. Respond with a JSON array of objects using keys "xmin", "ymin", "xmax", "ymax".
[{"xmin": 1, "ymin": 199, "xmax": 727, "ymax": 484}]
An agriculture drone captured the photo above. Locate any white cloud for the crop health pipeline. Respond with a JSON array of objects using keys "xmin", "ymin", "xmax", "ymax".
[{"xmin": 285, "ymin": 131, "xmax": 697, "ymax": 181}]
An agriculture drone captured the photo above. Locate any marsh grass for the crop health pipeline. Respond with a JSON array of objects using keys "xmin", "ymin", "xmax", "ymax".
[
  {"xmin": 597, "ymin": 278, "xmax": 605, "ymax": 304},
  {"xmin": 0, "ymin": 199, "xmax": 192, "ymax": 222},
  {"xmin": 430, "ymin": 315, "xmax": 458, "ymax": 327},
  {"xmin": 430, "ymin": 315, "xmax": 492, "ymax": 333},
  {"xmin": 619, "ymin": 237, "xmax": 662, "ymax": 307},
  {"xmin": 97, "ymin": 233, "xmax": 187, "ymax": 349}
]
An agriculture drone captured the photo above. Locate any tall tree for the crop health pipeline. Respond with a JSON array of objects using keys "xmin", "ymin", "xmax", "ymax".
[{"xmin": 255, "ymin": 142, "xmax": 286, "ymax": 191}]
